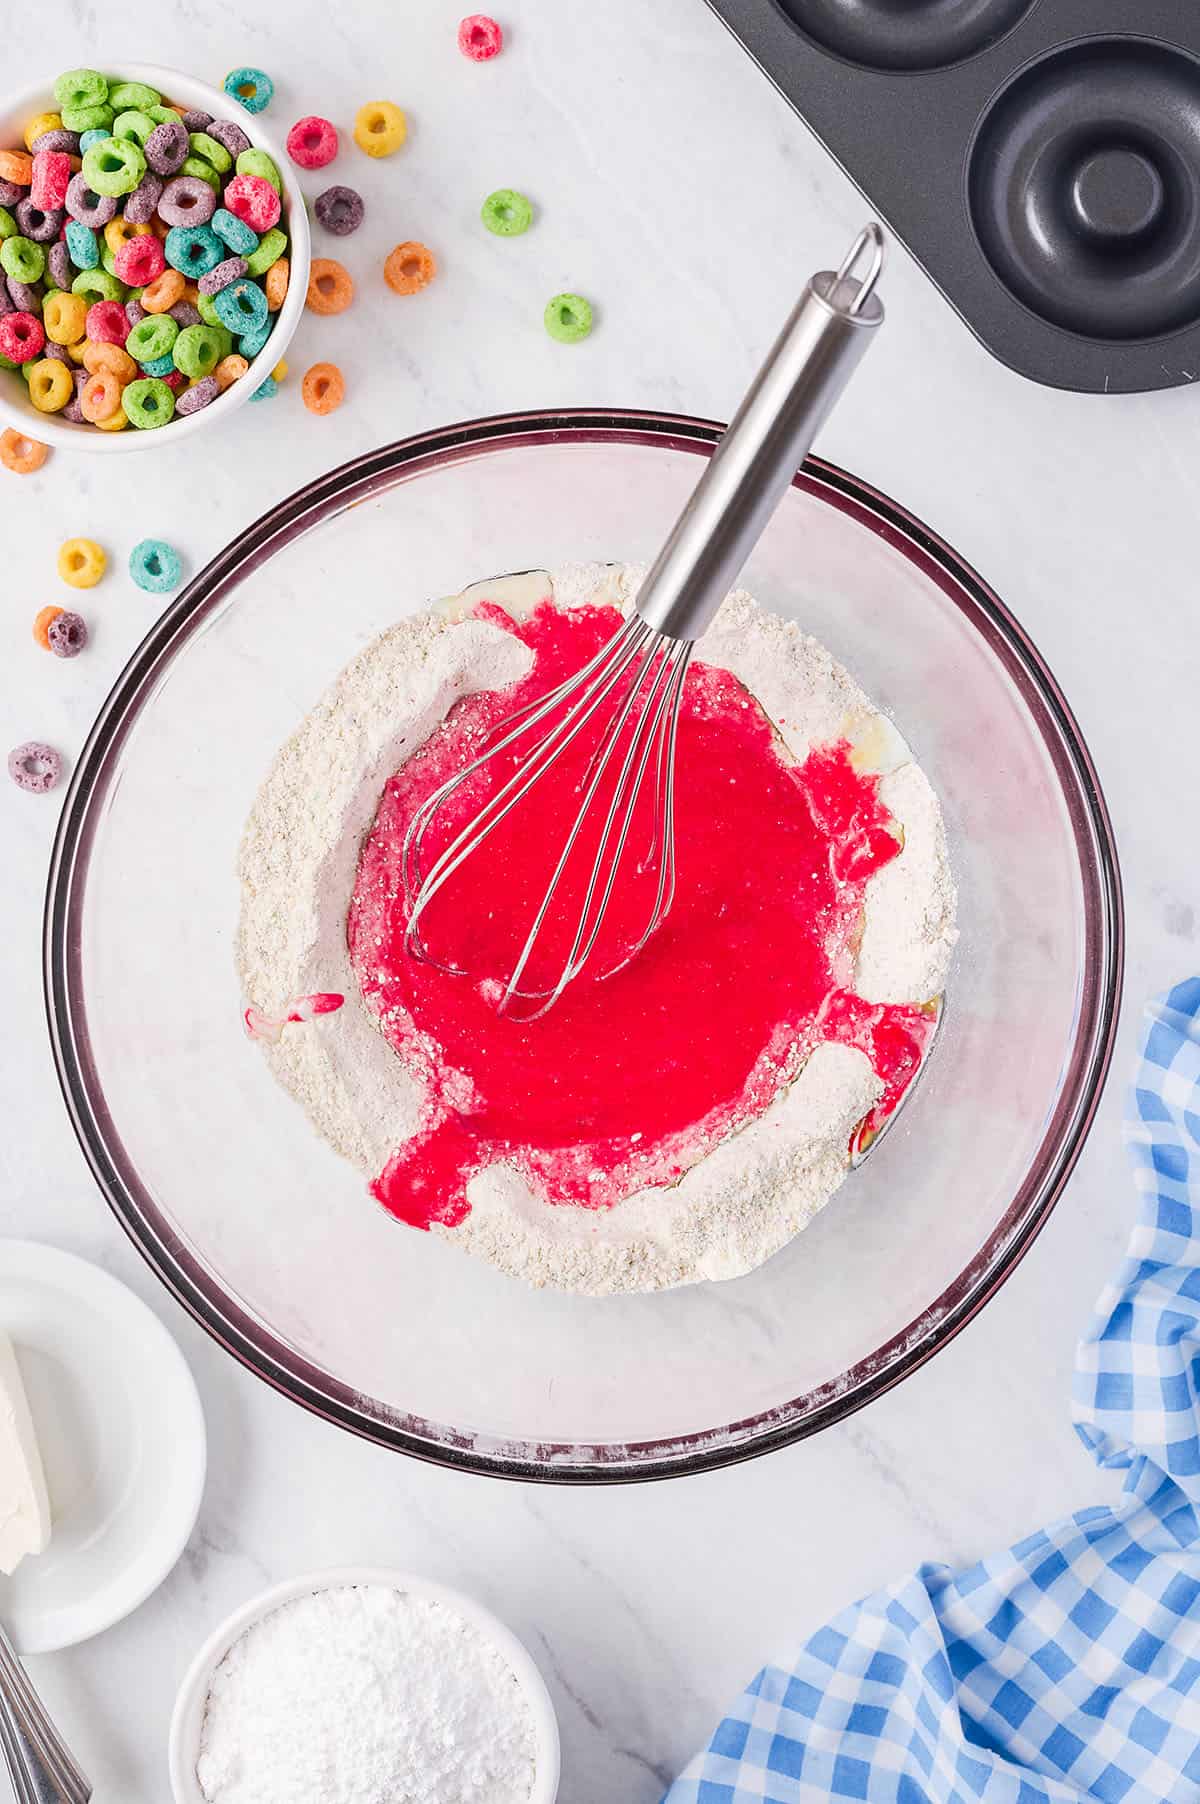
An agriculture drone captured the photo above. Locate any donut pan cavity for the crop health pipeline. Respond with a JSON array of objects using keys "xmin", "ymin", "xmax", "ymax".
[{"xmin": 704, "ymin": 0, "xmax": 1200, "ymax": 391}]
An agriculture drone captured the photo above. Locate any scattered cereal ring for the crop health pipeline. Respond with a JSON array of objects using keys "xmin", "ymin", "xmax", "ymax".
[
  {"xmin": 138, "ymin": 352, "xmax": 176, "ymax": 379},
  {"xmin": 243, "ymin": 226, "xmax": 286, "ymax": 277},
  {"xmin": 213, "ymin": 276, "xmax": 268, "ymax": 334},
  {"xmin": 123, "ymin": 172, "xmax": 165, "ymax": 225},
  {"xmin": 197, "ymin": 255, "xmax": 246, "ymax": 296},
  {"xmin": 145, "ymin": 118, "xmax": 189, "ymax": 177},
  {"xmin": 104, "ymin": 213, "xmax": 151, "ymax": 256},
  {"xmin": 190, "ymin": 131, "xmax": 233, "ymax": 176},
  {"xmin": 206, "ymin": 119, "xmax": 250, "ymax": 160},
  {"xmin": 211, "ymin": 206, "xmax": 258, "ymax": 255},
  {"xmin": 114, "ymin": 231, "xmax": 165, "ymax": 286},
  {"xmin": 159, "ymin": 174, "xmax": 217, "ymax": 227},
  {"xmin": 264, "ymin": 256, "xmax": 289, "ymax": 311},
  {"xmin": 47, "ymin": 240, "xmax": 72, "ymax": 290},
  {"xmin": 353, "ymin": 101, "xmax": 406, "ymax": 158},
  {"xmin": 108, "ymin": 80, "xmax": 161, "ymax": 112},
  {"xmin": 181, "ymin": 109, "xmax": 213, "ymax": 134},
  {"xmin": 48, "ymin": 609, "xmax": 88, "ymax": 657},
  {"xmin": 234, "ymin": 148, "xmax": 282, "ymax": 195},
  {"xmin": 481, "ymin": 188, "xmax": 532, "ymax": 236},
  {"xmin": 0, "ymin": 206, "xmax": 15, "ymax": 241},
  {"xmin": 213, "ymin": 353, "xmax": 247, "ymax": 391},
  {"xmin": 83, "ymin": 340, "xmax": 136, "ymax": 383},
  {"xmin": 71, "ymin": 267, "xmax": 124, "ymax": 303},
  {"xmin": 64, "ymin": 173, "xmax": 118, "ymax": 227},
  {"xmin": 61, "ymin": 103, "xmax": 114, "ymax": 136},
  {"xmin": 286, "ymin": 116, "xmax": 338, "ymax": 170},
  {"xmin": 173, "ymin": 321, "xmax": 224, "ymax": 377},
  {"xmin": 112, "ymin": 109, "xmax": 157, "ymax": 150},
  {"xmin": 458, "ymin": 14, "xmax": 504, "ymax": 59},
  {"xmin": 168, "ymin": 300, "xmax": 202, "ymax": 328},
  {"xmin": 237, "ymin": 317, "xmax": 272, "ymax": 359},
  {"xmin": 8, "ymin": 742, "xmax": 62, "ymax": 794},
  {"xmin": 305, "ymin": 256, "xmax": 354, "ymax": 314},
  {"xmin": 314, "ymin": 185, "xmax": 363, "ymax": 236},
  {"xmin": 81, "ymin": 136, "xmax": 146, "ymax": 197},
  {"xmin": 28, "ymin": 357, "xmax": 73, "ymax": 413},
  {"xmin": 15, "ymin": 199, "xmax": 62, "ymax": 244},
  {"xmin": 271, "ymin": 359, "xmax": 288, "ymax": 381},
  {"xmin": 301, "ymin": 359, "xmax": 344, "ymax": 414},
  {"xmin": 224, "ymin": 68, "xmax": 274, "ymax": 115},
  {"xmin": 223, "ymin": 173, "xmax": 280, "ymax": 233},
  {"xmin": 383, "ymin": 240, "xmax": 436, "ymax": 295},
  {"xmin": 24, "ymin": 113, "xmax": 63, "ymax": 153},
  {"xmin": 43, "ymin": 290, "xmax": 87, "ymax": 345},
  {"xmin": 0, "ymin": 428, "xmax": 48, "ymax": 473},
  {"xmin": 6, "ymin": 278, "xmax": 41, "ymax": 313},
  {"xmin": 54, "ymin": 69, "xmax": 108, "ymax": 112},
  {"xmin": 33, "ymin": 130, "xmax": 80, "ymax": 158},
  {"xmin": 1, "ymin": 236, "xmax": 45, "ymax": 285},
  {"xmin": 141, "ymin": 266, "xmax": 186, "ymax": 313},
  {"xmin": 93, "ymin": 404, "xmax": 129, "ymax": 430},
  {"xmin": 176, "ymin": 373, "xmax": 219, "ymax": 414},
  {"xmin": 127, "ymin": 313, "xmax": 179, "ymax": 363},
  {"xmin": 0, "ymin": 150, "xmax": 34, "ymax": 187},
  {"xmin": 64, "ymin": 219, "xmax": 100, "ymax": 269},
  {"xmin": 58, "ymin": 537, "xmax": 106, "ymax": 587},
  {"xmin": 165, "ymin": 223, "xmax": 224, "ymax": 277},
  {"xmin": 544, "ymin": 290, "xmax": 593, "ymax": 343},
  {"xmin": 248, "ymin": 374, "xmax": 276, "ymax": 401},
  {"xmin": 31, "ymin": 151, "xmax": 72, "ymax": 212},
  {"xmin": 0, "ymin": 311, "xmax": 45, "ymax": 363},
  {"xmin": 122, "ymin": 375, "xmax": 175, "ymax": 428},
  {"xmin": 86, "ymin": 298, "xmax": 129, "ymax": 344},
  {"xmin": 129, "ymin": 537, "xmax": 182, "ymax": 593},
  {"xmin": 180, "ymin": 154, "xmax": 221, "ymax": 194},
  {"xmin": 33, "ymin": 605, "xmax": 64, "ymax": 648},
  {"xmin": 77, "ymin": 127, "xmax": 110, "ymax": 154},
  {"xmin": 65, "ymin": 337, "xmax": 89, "ymax": 365}
]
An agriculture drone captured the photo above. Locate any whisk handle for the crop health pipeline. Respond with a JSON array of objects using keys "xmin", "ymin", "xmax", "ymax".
[{"xmin": 635, "ymin": 224, "xmax": 885, "ymax": 644}]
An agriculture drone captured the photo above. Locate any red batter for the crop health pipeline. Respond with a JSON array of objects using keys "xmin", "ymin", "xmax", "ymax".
[{"xmin": 348, "ymin": 599, "xmax": 933, "ymax": 1231}]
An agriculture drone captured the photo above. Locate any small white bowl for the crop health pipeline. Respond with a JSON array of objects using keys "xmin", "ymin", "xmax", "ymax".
[
  {"xmin": 168, "ymin": 1566, "xmax": 561, "ymax": 1804},
  {"xmin": 0, "ymin": 62, "xmax": 310, "ymax": 453}
]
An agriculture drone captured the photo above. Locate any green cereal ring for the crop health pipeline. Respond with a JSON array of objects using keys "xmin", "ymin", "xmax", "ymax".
[
  {"xmin": 82, "ymin": 136, "xmax": 146, "ymax": 197},
  {"xmin": 544, "ymin": 291, "xmax": 594, "ymax": 344},
  {"xmin": 54, "ymin": 67, "xmax": 108, "ymax": 110},
  {"xmin": 243, "ymin": 227, "xmax": 286, "ymax": 276},
  {"xmin": 173, "ymin": 321, "xmax": 224, "ymax": 377},
  {"xmin": 1, "ymin": 237, "xmax": 45, "ymax": 285},
  {"xmin": 127, "ymin": 312, "xmax": 178, "ymax": 362},
  {"xmin": 213, "ymin": 275, "xmax": 267, "ymax": 335},
  {"xmin": 112, "ymin": 109, "xmax": 157, "ymax": 148},
  {"xmin": 71, "ymin": 267, "xmax": 124, "ymax": 302},
  {"xmin": 196, "ymin": 290, "xmax": 222, "ymax": 327},
  {"xmin": 61, "ymin": 101, "xmax": 114, "ymax": 134},
  {"xmin": 180, "ymin": 155, "xmax": 220, "ymax": 193},
  {"xmin": 147, "ymin": 104, "xmax": 182, "ymax": 125},
  {"xmin": 211, "ymin": 322, "xmax": 234, "ymax": 359},
  {"xmin": 0, "ymin": 207, "xmax": 15, "ymax": 242},
  {"xmin": 235, "ymin": 148, "xmax": 281, "ymax": 195},
  {"xmin": 108, "ymin": 80, "xmax": 161, "ymax": 111},
  {"xmin": 0, "ymin": 353, "xmax": 18, "ymax": 371},
  {"xmin": 100, "ymin": 240, "xmax": 121, "ymax": 278},
  {"xmin": 190, "ymin": 131, "xmax": 232, "ymax": 175},
  {"xmin": 122, "ymin": 375, "xmax": 175, "ymax": 428},
  {"xmin": 482, "ymin": 188, "xmax": 533, "ymax": 237}
]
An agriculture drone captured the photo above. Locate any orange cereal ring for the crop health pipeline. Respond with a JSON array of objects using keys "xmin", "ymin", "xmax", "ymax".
[
  {"xmin": 33, "ymin": 605, "xmax": 65, "ymax": 650},
  {"xmin": 305, "ymin": 257, "xmax": 354, "ymax": 315},
  {"xmin": 0, "ymin": 150, "xmax": 33, "ymax": 186},
  {"xmin": 140, "ymin": 268, "xmax": 186, "ymax": 313},
  {"xmin": 80, "ymin": 370, "xmax": 122, "ymax": 423},
  {"xmin": 83, "ymin": 341, "xmax": 137, "ymax": 384},
  {"xmin": 384, "ymin": 240, "xmax": 437, "ymax": 295},
  {"xmin": 213, "ymin": 353, "xmax": 248, "ymax": 392},
  {"xmin": 0, "ymin": 428, "xmax": 48, "ymax": 474},
  {"xmin": 264, "ymin": 256, "xmax": 289, "ymax": 312},
  {"xmin": 301, "ymin": 361, "xmax": 345, "ymax": 414}
]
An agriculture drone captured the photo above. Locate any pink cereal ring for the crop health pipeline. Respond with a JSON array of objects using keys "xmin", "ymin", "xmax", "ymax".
[
  {"xmin": 85, "ymin": 299, "xmax": 129, "ymax": 346},
  {"xmin": 458, "ymin": 14, "xmax": 503, "ymax": 59},
  {"xmin": 30, "ymin": 149, "xmax": 71, "ymax": 211},
  {"xmin": 285, "ymin": 115, "xmax": 338, "ymax": 170},
  {"xmin": 114, "ymin": 232, "xmax": 166, "ymax": 286},
  {"xmin": 222, "ymin": 172, "xmax": 281, "ymax": 232},
  {"xmin": 162, "ymin": 369, "xmax": 187, "ymax": 393},
  {"xmin": 0, "ymin": 311, "xmax": 45, "ymax": 363}
]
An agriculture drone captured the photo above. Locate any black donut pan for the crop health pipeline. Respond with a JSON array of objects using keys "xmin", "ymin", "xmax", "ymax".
[{"xmin": 703, "ymin": 0, "xmax": 1200, "ymax": 391}]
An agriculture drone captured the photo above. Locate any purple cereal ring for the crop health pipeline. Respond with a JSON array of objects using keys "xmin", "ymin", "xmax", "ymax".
[
  {"xmin": 47, "ymin": 239, "xmax": 72, "ymax": 290},
  {"xmin": 41, "ymin": 340, "xmax": 71, "ymax": 365},
  {"xmin": 0, "ymin": 283, "xmax": 13, "ymax": 317},
  {"xmin": 123, "ymin": 171, "xmax": 164, "ymax": 224},
  {"xmin": 175, "ymin": 372, "xmax": 219, "ymax": 414},
  {"xmin": 181, "ymin": 109, "xmax": 213, "ymax": 132},
  {"xmin": 314, "ymin": 185, "xmax": 364, "ymax": 237},
  {"xmin": 62, "ymin": 367, "xmax": 88, "ymax": 421},
  {"xmin": 168, "ymin": 299, "xmax": 201, "ymax": 326},
  {"xmin": 65, "ymin": 173, "xmax": 117, "ymax": 227},
  {"xmin": 32, "ymin": 129, "xmax": 80, "ymax": 155},
  {"xmin": 159, "ymin": 174, "xmax": 216, "ymax": 226},
  {"xmin": 7, "ymin": 277, "xmax": 41, "ymax": 312},
  {"xmin": 145, "ymin": 118, "xmax": 189, "ymax": 176},
  {"xmin": 205, "ymin": 117, "xmax": 250, "ymax": 158},
  {"xmin": 198, "ymin": 254, "xmax": 246, "ymax": 295},
  {"xmin": 15, "ymin": 200, "xmax": 62, "ymax": 243},
  {"xmin": 48, "ymin": 610, "xmax": 88, "ymax": 658},
  {"xmin": 8, "ymin": 743, "xmax": 62, "ymax": 795},
  {"xmin": 125, "ymin": 295, "xmax": 147, "ymax": 326},
  {"xmin": 0, "ymin": 178, "xmax": 22, "ymax": 208}
]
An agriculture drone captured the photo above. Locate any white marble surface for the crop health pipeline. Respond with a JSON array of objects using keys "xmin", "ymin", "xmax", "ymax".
[{"xmin": 1, "ymin": 2, "xmax": 1196, "ymax": 1798}]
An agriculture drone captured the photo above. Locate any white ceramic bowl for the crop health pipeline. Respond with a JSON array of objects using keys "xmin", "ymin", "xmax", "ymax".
[
  {"xmin": 168, "ymin": 1566, "xmax": 561, "ymax": 1804},
  {"xmin": 0, "ymin": 62, "xmax": 310, "ymax": 452}
]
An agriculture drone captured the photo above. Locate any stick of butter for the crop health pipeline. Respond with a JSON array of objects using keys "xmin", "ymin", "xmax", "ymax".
[{"xmin": 0, "ymin": 1329, "xmax": 51, "ymax": 1575}]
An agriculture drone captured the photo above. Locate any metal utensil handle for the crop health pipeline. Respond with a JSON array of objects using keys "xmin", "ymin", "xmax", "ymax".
[
  {"xmin": 635, "ymin": 224, "xmax": 885, "ymax": 643},
  {"xmin": 0, "ymin": 1621, "xmax": 91, "ymax": 1804}
]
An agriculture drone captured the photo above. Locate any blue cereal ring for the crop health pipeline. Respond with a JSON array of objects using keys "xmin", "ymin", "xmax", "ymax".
[
  {"xmin": 211, "ymin": 206, "xmax": 258, "ymax": 256},
  {"xmin": 223, "ymin": 68, "xmax": 274, "ymax": 115},
  {"xmin": 139, "ymin": 351, "xmax": 176, "ymax": 376},
  {"xmin": 164, "ymin": 223, "xmax": 224, "ymax": 277},
  {"xmin": 212, "ymin": 276, "xmax": 267, "ymax": 335},
  {"xmin": 78, "ymin": 127, "xmax": 110, "ymax": 153},
  {"xmin": 248, "ymin": 374, "xmax": 277, "ymax": 401},
  {"xmin": 129, "ymin": 538, "xmax": 182, "ymax": 593},
  {"xmin": 65, "ymin": 220, "xmax": 100, "ymax": 269},
  {"xmin": 237, "ymin": 317, "xmax": 272, "ymax": 359}
]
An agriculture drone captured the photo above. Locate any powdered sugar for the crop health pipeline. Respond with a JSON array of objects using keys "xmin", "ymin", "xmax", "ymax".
[
  {"xmin": 237, "ymin": 563, "xmax": 957, "ymax": 1294},
  {"xmin": 196, "ymin": 1585, "xmax": 537, "ymax": 1804}
]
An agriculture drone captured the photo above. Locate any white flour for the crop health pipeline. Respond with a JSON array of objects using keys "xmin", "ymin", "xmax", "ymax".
[
  {"xmin": 237, "ymin": 562, "xmax": 957, "ymax": 1294},
  {"xmin": 196, "ymin": 1586, "xmax": 537, "ymax": 1804}
]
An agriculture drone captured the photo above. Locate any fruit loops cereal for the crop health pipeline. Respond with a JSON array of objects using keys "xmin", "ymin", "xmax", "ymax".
[
  {"xmin": 8, "ymin": 742, "xmax": 62, "ymax": 794},
  {"xmin": 286, "ymin": 116, "xmax": 338, "ymax": 171},
  {"xmin": 353, "ymin": 102, "xmax": 405, "ymax": 158},
  {"xmin": 306, "ymin": 257, "xmax": 354, "ymax": 314},
  {"xmin": 544, "ymin": 291, "xmax": 594, "ymax": 343},
  {"xmin": 32, "ymin": 605, "xmax": 63, "ymax": 648},
  {"xmin": 58, "ymin": 537, "xmax": 106, "ymax": 587},
  {"xmin": 314, "ymin": 185, "xmax": 363, "ymax": 236},
  {"xmin": 0, "ymin": 428, "xmax": 48, "ymax": 473},
  {"xmin": 302, "ymin": 360, "xmax": 344, "ymax": 414},
  {"xmin": 458, "ymin": 15, "xmax": 504, "ymax": 60},
  {"xmin": 47, "ymin": 609, "xmax": 88, "ymax": 657},
  {"xmin": 384, "ymin": 241, "xmax": 436, "ymax": 295},
  {"xmin": 481, "ymin": 188, "xmax": 532, "ymax": 236},
  {"xmin": 0, "ymin": 69, "xmax": 290, "ymax": 432},
  {"xmin": 129, "ymin": 537, "xmax": 182, "ymax": 593}
]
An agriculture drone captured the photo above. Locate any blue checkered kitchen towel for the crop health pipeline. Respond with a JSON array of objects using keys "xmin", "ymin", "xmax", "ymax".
[{"xmin": 664, "ymin": 979, "xmax": 1200, "ymax": 1803}]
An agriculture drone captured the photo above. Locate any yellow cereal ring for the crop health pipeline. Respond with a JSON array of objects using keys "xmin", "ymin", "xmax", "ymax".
[
  {"xmin": 354, "ymin": 101, "xmax": 406, "ymax": 158},
  {"xmin": 66, "ymin": 336, "xmax": 89, "ymax": 364},
  {"xmin": 43, "ymin": 290, "xmax": 88, "ymax": 346},
  {"xmin": 58, "ymin": 537, "xmax": 107, "ymax": 586},
  {"xmin": 270, "ymin": 358, "xmax": 287, "ymax": 382},
  {"xmin": 28, "ymin": 358, "xmax": 74, "ymax": 413},
  {"xmin": 94, "ymin": 408, "xmax": 129, "ymax": 431},
  {"xmin": 24, "ymin": 112, "xmax": 63, "ymax": 152},
  {"xmin": 104, "ymin": 216, "xmax": 153, "ymax": 256}
]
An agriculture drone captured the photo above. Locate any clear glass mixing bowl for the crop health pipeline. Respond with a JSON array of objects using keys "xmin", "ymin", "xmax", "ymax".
[{"xmin": 44, "ymin": 412, "xmax": 1123, "ymax": 1482}]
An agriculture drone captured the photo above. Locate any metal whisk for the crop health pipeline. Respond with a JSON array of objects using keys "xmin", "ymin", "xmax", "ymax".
[{"xmin": 403, "ymin": 225, "xmax": 886, "ymax": 1018}]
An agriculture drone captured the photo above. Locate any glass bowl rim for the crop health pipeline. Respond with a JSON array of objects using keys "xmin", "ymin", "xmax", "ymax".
[{"xmin": 42, "ymin": 407, "xmax": 1125, "ymax": 1484}]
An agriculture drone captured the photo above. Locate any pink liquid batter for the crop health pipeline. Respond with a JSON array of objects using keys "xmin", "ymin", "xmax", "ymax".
[{"xmin": 348, "ymin": 599, "xmax": 933, "ymax": 1231}]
